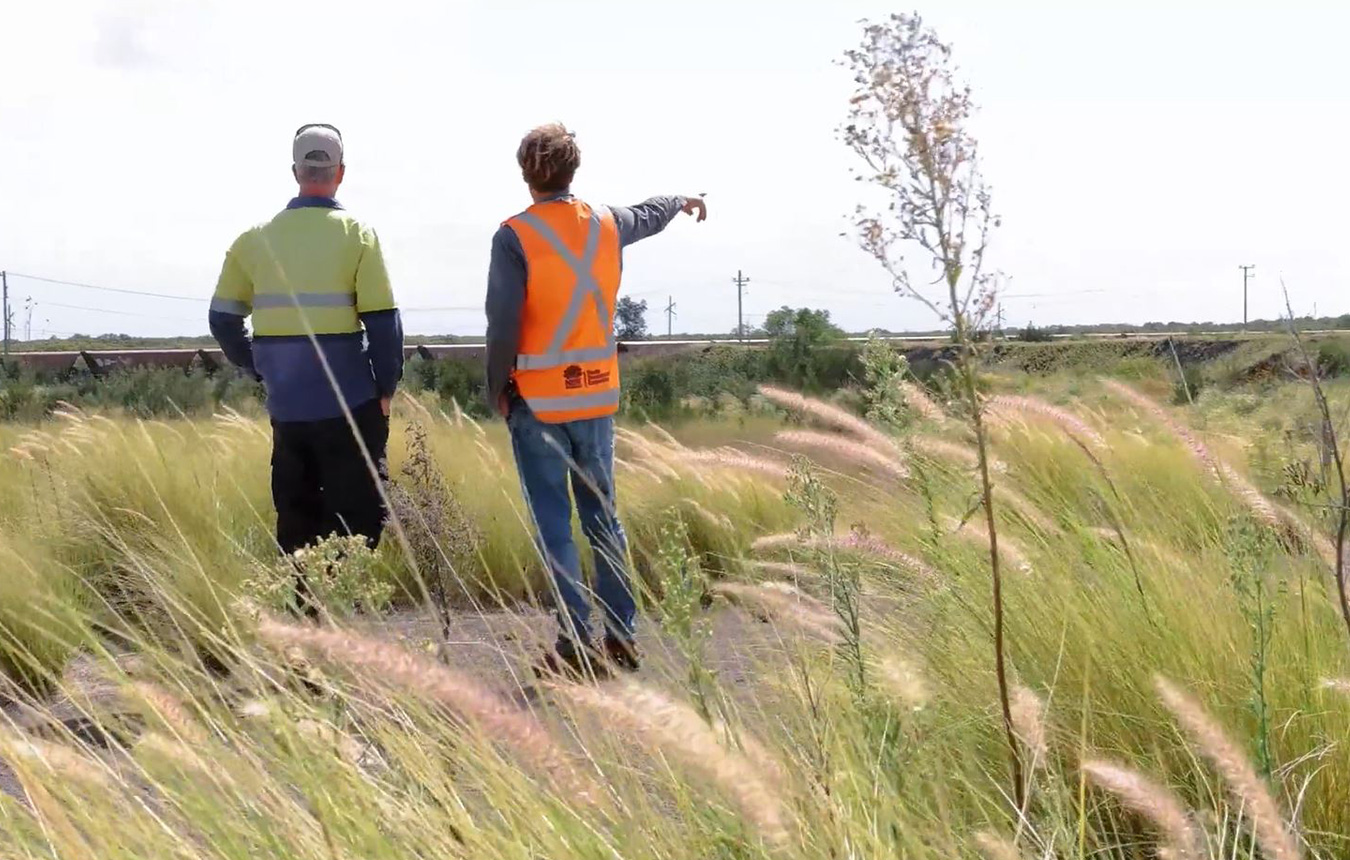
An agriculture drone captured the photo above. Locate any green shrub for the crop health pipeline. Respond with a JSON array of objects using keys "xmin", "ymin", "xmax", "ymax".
[
  {"xmin": 1316, "ymin": 340, "xmax": 1350, "ymax": 377},
  {"xmin": 624, "ymin": 360, "xmax": 680, "ymax": 417},
  {"xmin": 1018, "ymin": 322, "xmax": 1053, "ymax": 342},
  {"xmin": 403, "ymin": 357, "xmax": 490, "ymax": 416}
]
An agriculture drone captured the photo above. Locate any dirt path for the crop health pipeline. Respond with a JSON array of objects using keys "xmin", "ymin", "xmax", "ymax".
[{"xmin": 0, "ymin": 602, "xmax": 801, "ymax": 804}]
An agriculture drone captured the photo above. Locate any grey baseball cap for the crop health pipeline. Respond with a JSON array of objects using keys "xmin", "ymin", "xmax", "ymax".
[{"xmin": 293, "ymin": 124, "xmax": 343, "ymax": 167}]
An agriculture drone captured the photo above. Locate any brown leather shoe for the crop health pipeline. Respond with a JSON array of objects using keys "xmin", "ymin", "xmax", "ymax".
[
  {"xmin": 533, "ymin": 644, "xmax": 611, "ymax": 683},
  {"xmin": 602, "ymin": 636, "xmax": 640, "ymax": 673}
]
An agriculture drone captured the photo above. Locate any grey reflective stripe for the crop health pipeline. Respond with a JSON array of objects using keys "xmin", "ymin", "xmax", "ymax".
[
  {"xmin": 515, "ymin": 343, "xmax": 617, "ymax": 370},
  {"xmin": 524, "ymin": 388, "xmax": 622, "ymax": 413},
  {"xmin": 253, "ymin": 292, "xmax": 357, "ymax": 309},
  {"xmin": 210, "ymin": 297, "xmax": 250, "ymax": 316},
  {"xmin": 514, "ymin": 205, "xmax": 616, "ymax": 360}
]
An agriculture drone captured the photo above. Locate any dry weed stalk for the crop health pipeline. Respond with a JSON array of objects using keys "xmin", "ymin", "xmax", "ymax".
[
  {"xmin": 774, "ymin": 429, "xmax": 908, "ymax": 479},
  {"xmin": 1279, "ymin": 285, "xmax": 1350, "ymax": 652},
  {"xmin": 1155, "ymin": 677, "xmax": 1300, "ymax": 860},
  {"xmin": 985, "ymin": 394, "xmax": 1107, "ymax": 450},
  {"xmin": 254, "ymin": 616, "xmax": 599, "ymax": 805},
  {"xmin": 553, "ymin": 680, "xmax": 791, "ymax": 846},
  {"xmin": 1081, "ymin": 758, "xmax": 1203, "ymax": 860},
  {"xmin": 844, "ymin": 11, "xmax": 1022, "ymax": 802},
  {"xmin": 758, "ymin": 385, "xmax": 897, "ymax": 452}
]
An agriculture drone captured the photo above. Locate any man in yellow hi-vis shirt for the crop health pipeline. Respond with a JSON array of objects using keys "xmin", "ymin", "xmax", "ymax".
[{"xmin": 209, "ymin": 124, "xmax": 403, "ymax": 615}]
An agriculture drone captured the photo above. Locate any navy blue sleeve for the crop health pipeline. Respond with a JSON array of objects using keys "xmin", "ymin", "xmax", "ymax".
[
  {"xmin": 607, "ymin": 196, "xmax": 687, "ymax": 247},
  {"xmin": 485, "ymin": 224, "xmax": 527, "ymax": 412},
  {"xmin": 208, "ymin": 310, "xmax": 259, "ymax": 380},
  {"xmin": 361, "ymin": 308, "xmax": 404, "ymax": 398}
]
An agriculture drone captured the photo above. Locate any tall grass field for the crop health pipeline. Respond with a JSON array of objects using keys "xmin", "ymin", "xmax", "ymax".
[{"xmin": 1, "ymin": 360, "xmax": 1348, "ymax": 859}]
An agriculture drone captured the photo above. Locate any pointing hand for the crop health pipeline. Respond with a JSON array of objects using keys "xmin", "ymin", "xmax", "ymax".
[{"xmin": 681, "ymin": 195, "xmax": 707, "ymax": 223}]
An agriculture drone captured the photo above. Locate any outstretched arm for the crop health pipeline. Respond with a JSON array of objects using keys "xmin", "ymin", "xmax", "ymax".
[{"xmin": 608, "ymin": 195, "xmax": 707, "ymax": 247}]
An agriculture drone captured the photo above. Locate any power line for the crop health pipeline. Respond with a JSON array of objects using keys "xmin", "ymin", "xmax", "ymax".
[
  {"xmin": 39, "ymin": 300, "xmax": 200, "ymax": 323},
  {"xmin": 733, "ymin": 269, "xmax": 749, "ymax": 341},
  {"xmin": 1239, "ymin": 264, "xmax": 1255, "ymax": 329},
  {"xmin": 5, "ymin": 271, "xmax": 208, "ymax": 303}
]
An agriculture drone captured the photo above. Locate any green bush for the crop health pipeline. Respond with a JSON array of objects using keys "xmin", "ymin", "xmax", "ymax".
[
  {"xmin": 624, "ymin": 360, "xmax": 680, "ymax": 417},
  {"xmin": 1316, "ymin": 340, "xmax": 1350, "ymax": 377},
  {"xmin": 403, "ymin": 356, "xmax": 490, "ymax": 416},
  {"xmin": 1018, "ymin": 322, "xmax": 1054, "ymax": 342},
  {"xmin": 1172, "ymin": 364, "xmax": 1206, "ymax": 405}
]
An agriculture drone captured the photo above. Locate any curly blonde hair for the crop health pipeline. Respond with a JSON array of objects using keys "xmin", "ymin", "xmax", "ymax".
[{"xmin": 517, "ymin": 123, "xmax": 581, "ymax": 193}]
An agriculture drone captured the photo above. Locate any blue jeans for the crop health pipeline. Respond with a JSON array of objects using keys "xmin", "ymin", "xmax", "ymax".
[{"xmin": 507, "ymin": 403, "xmax": 635, "ymax": 655}]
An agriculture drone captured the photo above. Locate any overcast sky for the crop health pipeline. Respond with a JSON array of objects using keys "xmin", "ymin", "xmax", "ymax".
[{"xmin": 3, "ymin": 0, "xmax": 1348, "ymax": 339}]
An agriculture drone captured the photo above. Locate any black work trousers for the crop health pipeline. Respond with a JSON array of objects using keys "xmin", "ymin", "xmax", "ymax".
[{"xmin": 271, "ymin": 398, "xmax": 390, "ymax": 555}]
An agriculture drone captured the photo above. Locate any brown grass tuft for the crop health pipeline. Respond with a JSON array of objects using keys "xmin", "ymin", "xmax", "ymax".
[
  {"xmin": 711, "ymin": 581, "xmax": 844, "ymax": 643},
  {"xmin": 911, "ymin": 435, "xmax": 1008, "ymax": 473},
  {"xmin": 1155, "ymin": 677, "xmax": 1300, "ymax": 860},
  {"xmin": 897, "ymin": 380, "xmax": 945, "ymax": 423},
  {"xmin": 130, "ymin": 681, "xmax": 208, "ymax": 745},
  {"xmin": 973, "ymin": 831, "xmax": 1028, "ymax": 860},
  {"xmin": 775, "ymin": 429, "xmax": 908, "ymax": 479},
  {"xmin": 946, "ymin": 515, "xmax": 1033, "ymax": 574},
  {"xmin": 751, "ymin": 531, "xmax": 939, "ymax": 584},
  {"xmin": 254, "ymin": 616, "xmax": 599, "ymax": 805},
  {"xmin": 1010, "ymin": 685, "xmax": 1048, "ymax": 765},
  {"xmin": 0, "ymin": 733, "xmax": 116, "ymax": 790},
  {"xmin": 1102, "ymin": 380, "xmax": 1321, "ymax": 547},
  {"xmin": 985, "ymin": 394, "xmax": 1107, "ymax": 449},
  {"xmin": 553, "ymin": 680, "xmax": 791, "ymax": 846},
  {"xmin": 758, "ymin": 385, "xmax": 896, "ymax": 452},
  {"xmin": 876, "ymin": 654, "xmax": 930, "ymax": 712},
  {"xmin": 1082, "ymin": 758, "xmax": 1203, "ymax": 860},
  {"xmin": 681, "ymin": 448, "xmax": 790, "ymax": 480}
]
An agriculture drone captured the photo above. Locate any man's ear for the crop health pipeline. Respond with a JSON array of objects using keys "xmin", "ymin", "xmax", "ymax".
[
  {"xmin": 335, "ymin": 164, "xmax": 346, "ymax": 187},
  {"xmin": 292, "ymin": 164, "xmax": 300, "ymax": 182}
]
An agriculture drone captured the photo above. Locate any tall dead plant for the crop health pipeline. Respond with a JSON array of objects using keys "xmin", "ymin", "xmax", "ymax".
[
  {"xmin": 387, "ymin": 420, "xmax": 480, "ymax": 653},
  {"xmin": 1280, "ymin": 283, "xmax": 1350, "ymax": 649},
  {"xmin": 843, "ymin": 12, "xmax": 1023, "ymax": 805}
]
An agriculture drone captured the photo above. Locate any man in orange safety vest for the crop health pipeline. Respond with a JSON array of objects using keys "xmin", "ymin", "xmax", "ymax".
[{"xmin": 484, "ymin": 122, "xmax": 706, "ymax": 677}]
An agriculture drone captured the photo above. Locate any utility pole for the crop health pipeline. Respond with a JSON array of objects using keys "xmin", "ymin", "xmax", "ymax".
[
  {"xmin": 1239, "ymin": 264, "xmax": 1255, "ymax": 329},
  {"xmin": 665, "ymin": 295, "xmax": 677, "ymax": 337},
  {"xmin": 24, "ymin": 297, "xmax": 35, "ymax": 342},
  {"xmin": 996, "ymin": 303, "xmax": 1005, "ymax": 339},
  {"xmin": 732, "ymin": 270, "xmax": 750, "ymax": 340},
  {"xmin": 2, "ymin": 270, "xmax": 9, "ymax": 357}
]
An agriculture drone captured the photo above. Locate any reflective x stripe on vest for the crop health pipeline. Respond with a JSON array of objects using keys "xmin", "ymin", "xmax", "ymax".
[
  {"xmin": 524, "ymin": 388, "xmax": 622, "ymax": 412},
  {"xmin": 511, "ymin": 208, "xmax": 617, "ymax": 371}
]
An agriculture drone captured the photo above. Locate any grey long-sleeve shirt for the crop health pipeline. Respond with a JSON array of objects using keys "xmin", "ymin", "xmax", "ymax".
[{"xmin": 483, "ymin": 194, "xmax": 687, "ymax": 412}]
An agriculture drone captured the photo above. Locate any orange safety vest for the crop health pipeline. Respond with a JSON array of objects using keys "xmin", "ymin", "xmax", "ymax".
[{"xmin": 506, "ymin": 199, "xmax": 623, "ymax": 423}]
